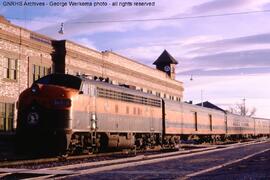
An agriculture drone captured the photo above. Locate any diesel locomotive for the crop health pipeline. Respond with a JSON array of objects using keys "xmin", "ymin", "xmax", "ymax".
[{"xmin": 16, "ymin": 74, "xmax": 270, "ymax": 154}]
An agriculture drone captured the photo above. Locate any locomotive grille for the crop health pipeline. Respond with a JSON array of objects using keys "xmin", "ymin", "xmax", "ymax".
[{"xmin": 97, "ymin": 87, "xmax": 161, "ymax": 107}]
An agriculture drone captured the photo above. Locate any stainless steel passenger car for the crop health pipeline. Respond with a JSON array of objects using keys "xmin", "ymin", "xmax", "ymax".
[
  {"xmin": 254, "ymin": 117, "xmax": 270, "ymax": 136},
  {"xmin": 226, "ymin": 113, "xmax": 255, "ymax": 138}
]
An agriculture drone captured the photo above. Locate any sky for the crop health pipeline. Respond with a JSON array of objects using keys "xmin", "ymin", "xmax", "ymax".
[{"xmin": 1, "ymin": 0, "xmax": 270, "ymax": 118}]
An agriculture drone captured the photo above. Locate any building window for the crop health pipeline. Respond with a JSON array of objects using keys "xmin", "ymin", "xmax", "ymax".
[
  {"xmin": 0, "ymin": 102, "xmax": 14, "ymax": 131},
  {"xmin": 133, "ymin": 107, "xmax": 136, "ymax": 115},
  {"xmin": 164, "ymin": 94, "xmax": 167, "ymax": 98},
  {"xmin": 3, "ymin": 58, "xmax": 17, "ymax": 80},
  {"xmin": 115, "ymin": 104, "xmax": 118, "ymax": 113},
  {"xmin": 126, "ymin": 106, "xmax": 129, "ymax": 114},
  {"xmin": 33, "ymin": 65, "xmax": 50, "ymax": 82},
  {"xmin": 137, "ymin": 108, "xmax": 141, "ymax": 115},
  {"xmin": 209, "ymin": 114, "xmax": 213, "ymax": 131},
  {"xmin": 194, "ymin": 112, "xmax": 198, "ymax": 131},
  {"xmin": 147, "ymin": 90, "xmax": 152, "ymax": 94},
  {"xmin": 156, "ymin": 92, "xmax": 161, "ymax": 97},
  {"xmin": 169, "ymin": 95, "xmax": 175, "ymax": 100}
]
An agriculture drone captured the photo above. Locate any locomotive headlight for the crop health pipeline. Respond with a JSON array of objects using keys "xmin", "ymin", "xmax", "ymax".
[{"xmin": 31, "ymin": 84, "xmax": 39, "ymax": 93}]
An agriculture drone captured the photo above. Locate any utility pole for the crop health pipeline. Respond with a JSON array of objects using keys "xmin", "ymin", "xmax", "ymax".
[
  {"xmin": 242, "ymin": 98, "xmax": 246, "ymax": 116},
  {"xmin": 201, "ymin": 89, "xmax": 203, "ymax": 107}
]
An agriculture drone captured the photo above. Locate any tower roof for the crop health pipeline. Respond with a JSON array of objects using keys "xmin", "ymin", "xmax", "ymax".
[{"xmin": 153, "ymin": 50, "xmax": 178, "ymax": 65}]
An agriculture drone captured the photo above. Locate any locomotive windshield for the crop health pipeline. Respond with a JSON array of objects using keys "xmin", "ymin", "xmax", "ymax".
[{"xmin": 35, "ymin": 74, "xmax": 82, "ymax": 90}]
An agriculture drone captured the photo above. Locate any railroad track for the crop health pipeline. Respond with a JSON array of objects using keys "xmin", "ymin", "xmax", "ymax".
[
  {"xmin": 0, "ymin": 139, "xmax": 267, "ymax": 180},
  {"xmin": 0, "ymin": 142, "xmax": 216, "ymax": 168},
  {"xmin": 0, "ymin": 139, "xmax": 251, "ymax": 167}
]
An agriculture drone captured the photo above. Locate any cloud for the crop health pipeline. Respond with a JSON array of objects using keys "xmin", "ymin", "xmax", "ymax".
[
  {"xmin": 191, "ymin": 0, "xmax": 252, "ymax": 13},
  {"xmin": 72, "ymin": 37, "xmax": 97, "ymax": 50},
  {"xmin": 35, "ymin": 1, "xmax": 191, "ymax": 38},
  {"xmin": 189, "ymin": 0, "xmax": 269, "ymax": 14},
  {"xmin": 33, "ymin": 0, "xmax": 218, "ymax": 39},
  {"xmin": 0, "ymin": 7, "xmax": 6, "ymax": 14},
  {"xmin": 178, "ymin": 49, "xmax": 270, "ymax": 74},
  {"xmin": 11, "ymin": 16, "xmax": 66, "ymax": 31},
  {"xmin": 178, "ymin": 66, "xmax": 270, "ymax": 76},
  {"xmin": 182, "ymin": 74, "xmax": 270, "ymax": 118},
  {"xmin": 117, "ymin": 32, "xmax": 270, "ymax": 75},
  {"xmin": 116, "ymin": 45, "xmax": 165, "ymax": 65},
  {"xmin": 188, "ymin": 33, "xmax": 270, "ymax": 54},
  {"xmin": 262, "ymin": 2, "xmax": 270, "ymax": 10}
]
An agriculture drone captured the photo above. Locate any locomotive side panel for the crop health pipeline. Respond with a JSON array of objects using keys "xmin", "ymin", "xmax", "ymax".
[
  {"xmin": 93, "ymin": 83, "xmax": 162, "ymax": 134},
  {"xmin": 94, "ymin": 97, "xmax": 162, "ymax": 133},
  {"xmin": 71, "ymin": 94, "xmax": 95, "ymax": 131}
]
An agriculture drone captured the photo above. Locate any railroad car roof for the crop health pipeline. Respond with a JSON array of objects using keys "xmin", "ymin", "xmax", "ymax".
[
  {"xmin": 164, "ymin": 99, "xmax": 223, "ymax": 112},
  {"xmin": 253, "ymin": 117, "xmax": 270, "ymax": 121},
  {"xmin": 80, "ymin": 76, "xmax": 161, "ymax": 100},
  {"xmin": 226, "ymin": 112, "xmax": 254, "ymax": 120}
]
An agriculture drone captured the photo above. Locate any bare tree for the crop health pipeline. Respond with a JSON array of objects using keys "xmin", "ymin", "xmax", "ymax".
[{"xmin": 227, "ymin": 103, "xmax": 256, "ymax": 117}]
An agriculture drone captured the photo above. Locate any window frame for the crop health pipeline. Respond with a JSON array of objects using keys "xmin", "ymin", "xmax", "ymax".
[
  {"xmin": 32, "ymin": 64, "xmax": 51, "ymax": 82},
  {"xmin": 0, "ymin": 102, "xmax": 14, "ymax": 131},
  {"xmin": 3, "ymin": 58, "xmax": 18, "ymax": 80}
]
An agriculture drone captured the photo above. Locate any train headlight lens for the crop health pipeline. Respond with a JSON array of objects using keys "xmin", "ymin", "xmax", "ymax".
[{"xmin": 31, "ymin": 84, "xmax": 39, "ymax": 93}]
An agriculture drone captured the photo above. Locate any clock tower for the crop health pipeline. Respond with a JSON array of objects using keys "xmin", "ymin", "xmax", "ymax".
[{"xmin": 153, "ymin": 50, "xmax": 178, "ymax": 79}]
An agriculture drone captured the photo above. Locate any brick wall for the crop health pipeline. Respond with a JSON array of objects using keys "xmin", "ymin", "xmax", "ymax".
[
  {"xmin": 0, "ymin": 17, "xmax": 53, "ymax": 130},
  {"xmin": 63, "ymin": 41, "xmax": 183, "ymax": 99}
]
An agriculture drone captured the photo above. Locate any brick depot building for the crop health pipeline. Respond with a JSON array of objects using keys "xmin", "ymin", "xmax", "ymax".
[{"xmin": 0, "ymin": 16, "xmax": 184, "ymax": 133}]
